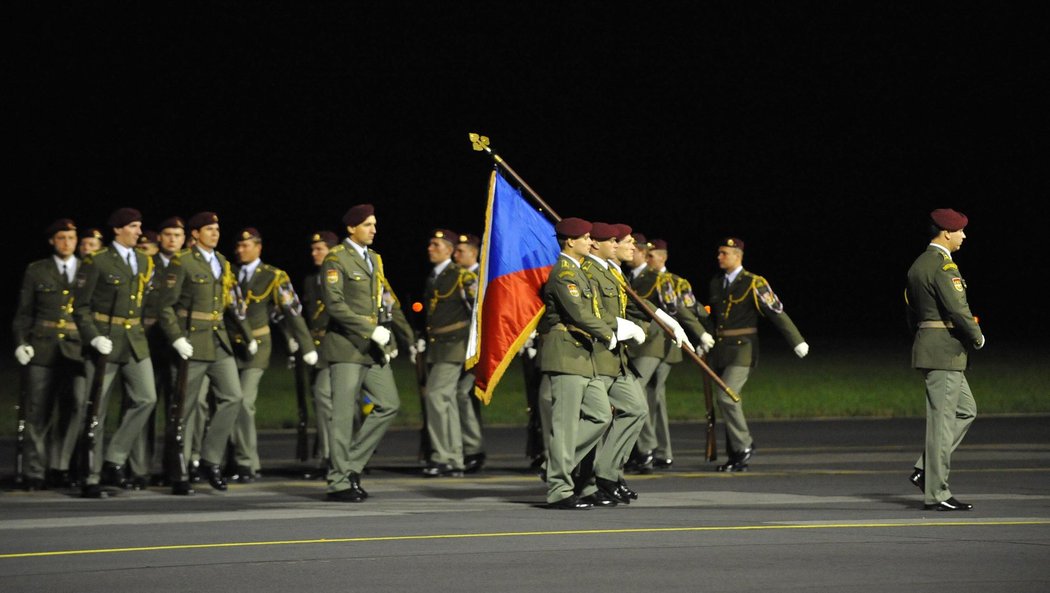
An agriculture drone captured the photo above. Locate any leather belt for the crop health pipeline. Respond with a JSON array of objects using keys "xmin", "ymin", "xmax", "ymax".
[
  {"xmin": 35, "ymin": 319, "xmax": 79, "ymax": 333},
  {"xmin": 178, "ymin": 310, "xmax": 222, "ymax": 321},
  {"xmin": 429, "ymin": 320, "xmax": 469, "ymax": 335},
  {"xmin": 918, "ymin": 320, "xmax": 955, "ymax": 329},
  {"xmin": 94, "ymin": 312, "xmax": 140, "ymax": 326},
  {"xmin": 251, "ymin": 325, "xmax": 271, "ymax": 338},
  {"xmin": 718, "ymin": 327, "xmax": 757, "ymax": 337}
]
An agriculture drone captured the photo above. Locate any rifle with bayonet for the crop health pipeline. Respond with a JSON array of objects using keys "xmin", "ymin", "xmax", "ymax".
[{"xmin": 293, "ymin": 350, "xmax": 310, "ymax": 462}]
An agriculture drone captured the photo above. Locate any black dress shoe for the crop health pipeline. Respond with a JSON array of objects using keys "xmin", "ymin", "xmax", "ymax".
[
  {"xmin": 234, "ymin": 465, "xmax": 255, "ymax": 484},
  {"xmin": 46, "ymin": 469, "xmax": 72, "ymax": 489},
  {"xmin": 171, "ymin": 481, "xmax": 195, "ymax": 496},
  {"xmin": 126, "ymin": 475, "xmax": 149, "ymax": 490},
  {"xmin": 909, "ymin": 468, "xmax": 925, "ymax": 491},
  {"xmin": 422, "ymin": 462, "xmax": 464, "ymax": 477},
  {"xmin": 326, "ymin": 488, "xmax": 366, "ymax": 503},
  {"xmin": 653, "ymin": 457, "xmax": 673, "ymax": 469},
  {"xmin": 81, "ymin": 484, "xmax": 108, "ymax": 499},
  {"xmin": 463, "ymin": 452, "xmax": 486, "ymax": 473},
  {"xmin": 101, "ymin": 461, "xmax": 127, "ymax": 488},
  {"xmin": 188, "ymin": 460, "xmax": 202, "ymax": 483},
  {"xmin": 581, "ymin": 491, "xmax": 618, "ymax": 507},
  {"xmin": 618, "ymin": 478, "xmax": 639, "ymax": 500},
  {"xmin": 199, "ymin": 462, "xmax": 227, "ymax": 491},
  {"xmin": 596, "ymin": 477, "xmax": 630, "ymax": 504},
  {"xmin": 924, "ymin": 497, "xmax": 972, "ymax": 511},
  {"xmin": 546, "ymin": 495, "xmax": 592, "ymax": 510},
  {"xmin": 349, "ymin": 471, "xmax": 368, "ymax": 498},
  {"xmin": 23, "ymin": 477, "xmax": 46, "ymax": 491}
]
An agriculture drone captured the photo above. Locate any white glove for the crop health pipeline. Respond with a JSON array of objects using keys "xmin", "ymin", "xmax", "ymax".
[
  {"xmin": 91, "ymin": 336, "xmax": 113, "ymax": 355},
  {"xmin": 794, "ymin": 342, "xmax": 809, "ymax": 358},
  {"xmin": 14, "ymin": 345, "xmax": 34, "ymax": 366},
  {"xmin": 680, "ymin": 336, "xmax": 695, "ymax": 353},
  {"xmin": 287, "ymin": 338, "xmax": 300, "ymax": 354},
  {"xmin": 383, "ymin": 353, "xmax": 391, "ymax": 365},
  {"xmin": 415, "ymin": 338, "xmax": 427, "ymax": 353},
  {"xmin": 607, "ymin": 334, "xmax": 618, "ymax": 351},
  {"xmin": 302, "ymin": 350, "xmax": 318, "ymax": 366},
  {"xmin": 700, "ymin": 332, "xmax": 715, "ymax": 353},
  {"xmin": 389, "ymin": 348, "xmax": 399, "ymax": 360},
  {"xmin": 409, "ymin": 345, "xmax": 419, "ymax": 364},
  {"xmin": 975, "ymin": 335, "xmax": 986, "ymax": 350},
  {"xmin": 526, "ymin": 346, "xmax": 537, "ymax": 359},
  {"xmin": 247, "ymin": 339, "xmax": 259, "ymax": 356},
  {"xmin": 371, "ymin": 325, "xmax": 392, "ymax": 347},
  {"xmin": 172, "ymin": 337, "xmax": 194, "ymax": 360},
  {"xmin": 653, "ymin": 308, "xmax": 687, "ymax": 346},
  {"xmin": 615, "ymin": 317, "xmax": 646, "ymax": 345}
]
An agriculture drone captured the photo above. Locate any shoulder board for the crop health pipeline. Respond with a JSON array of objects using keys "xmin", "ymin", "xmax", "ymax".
[
  {"xmin": 329, "ymin": 244, "xmax": 345, "ymax": 253},
  {"xmin": 260, "ymin": 263, "xmax": 277, "ymax": 272},
  {"xmin": 580, "ymin": 259, "xmax": 594, "ymax": 270},
  {"xmin": 938, "ymin": 251, "xmax": 950, "ymax": 260},
  {"xmin": 171, "ymin": 258, "xmax": 183, "ymax": 267},
  {"xmin": 323, "ymin": 253, "xmax": 340, "ymax": 263},
  {"xmin": 942, "ymin": 262, "xmax": 958, "ymax": 271},
  {"xmin": 175, "ymin": 248, "xmax": 193, "ymax": 257}
]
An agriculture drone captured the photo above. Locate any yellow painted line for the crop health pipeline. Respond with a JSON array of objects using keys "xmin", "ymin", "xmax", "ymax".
[{"xmin": 2, "ymin": 520, "xmax": 1048, "ymax": 559}]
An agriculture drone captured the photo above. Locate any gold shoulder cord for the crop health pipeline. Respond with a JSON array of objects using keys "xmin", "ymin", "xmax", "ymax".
[
  {"xmin": 136, "ymin": 257, "xmax": 155, "ymax": 304},
  {"xmin": 244, "ymin": 271, "xmax": 280, "ymax": 305},
  {"xmin": 373, "ymin": 253, "xmax": 385, "ymax": 311},
  {"xmin": 723, "ymin": 276, "xmax": 757, "ymax": 319},
  {"xmin": 428, "ymin": 271, "xmax": 464, "ymax": 314},
  {"xmin": 637, "ymin": 274, "xmax": 659, "ymax": 299}
]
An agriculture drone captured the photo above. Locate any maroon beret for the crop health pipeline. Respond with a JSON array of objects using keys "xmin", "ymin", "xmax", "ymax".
[
  {"xmin": 721, "ymin": 237, "xmax": 745, "ymax": 251},
  {"xmin": 590, "ymin": 222, "xmax": 618, "ymax": 242},
  {"xmin": 649, "ymin": 238, "xmax": 668, "ymax": 251},
  {"xmin": 342, "ymin": 204, "xmax": 375, "ymax": 227},
  {"xmin": 83, "ymin": 227, "xmax": 103, "ymax": 240},
  {"xmin": 310, "ymin": 230, "xmax": 339, "ymax": 247},
  {"xmin": 157, "ymin": 216, "xmax": 185, "ymax": 231},
  {"xmin": 555, "ymin": 217, "xmax": 592, "ymax": 239},
  {"xmin": 457, "ymin": 233, "xmax": 481, "ymax": 248},
  {"xmin": 612, "ymin": 224, "xmax": 633, "ymax": 241},
  {"xmin": 430, "ymin": 229, "xmax": 457, "ymax": 244},
  {"xmin": 137, "ymin": 230, "xmax": 159, "ymax": 245},
  {"xmin": 631, "ymin": 232, "xmax": 648, "ymax": 247},
  {"xmin": 930, "ymin": 208, "xmax": 968, "ymax": 231},
  {"xmin": 188, "ymin": 211, "xmax": 220, "ymax": 231},
  {"xmin": 107, "ymin": 207, "xmax": 142, "ymax": 229},
  {"xmin": 45, "ymin": 218, "xmax": 77, "ymax": 237},
  {"xmin": 237, "ymin": 227, "xmax": 262, "ymax": 242}
]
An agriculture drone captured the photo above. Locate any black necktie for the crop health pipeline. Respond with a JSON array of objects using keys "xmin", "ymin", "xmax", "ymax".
[
  {"xmin": 126, "ymin": 252, "xmax": 136, "ymax": 274},
  {"xmin": 61, "ymin": 263, "xmax": 68, "ymax": 282}
]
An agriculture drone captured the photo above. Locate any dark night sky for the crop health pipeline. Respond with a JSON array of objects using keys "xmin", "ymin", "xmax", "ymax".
[{"xmin": 8, "ymin": 4, "xmax": 1048, "ymax": 350}]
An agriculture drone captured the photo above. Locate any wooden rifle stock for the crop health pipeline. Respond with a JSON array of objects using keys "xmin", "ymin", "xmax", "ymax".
[
  {"xmin": 81, "ymin": 350, "xmax": 108, "ymax": 484},
  {"xmin": 414, "ymin": 348, "xmax": 432, "ymax": 463},
  {"xmin": 165, "ymin": 357, "xmax": 190, "ymax": 484},
  {"xmin": 293, "ymin": 353, "xmax": 310, "ymax": 462},
  {"xmin": 13, "ymin": 367, "xmax": 29, "ymax": 486},
  {"xmin": 702, "ymin": 355, "xmax": 717, "ymax": 461}
]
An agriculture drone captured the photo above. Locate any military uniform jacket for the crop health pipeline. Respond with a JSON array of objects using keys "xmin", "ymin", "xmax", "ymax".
[
  {"xmin": 73, "ymin": 246, "xmax": 153, "ymax": 363},
  {"xmin": 319, "ymin": 243, "xmax": 413, "ymax": 365},
  {"xmin": 707, "ymin": 268, "xmax": 804, "ymax": 369},
  {"xmin": 302, "ymin": 272, "xmax": 331, "ymax": 367},
  {"xmin": 581, "ymin": 257, "xmax": 646, "ymax": 377},
  {"xmin": 628, "ymin": 266, "xmax": 710, "ymax": 363},
  {"xmin": 236, "ymin": 262, "xmax": 315, "ymax": 371},
  {"xmin": 424, "ymin": 262, "xmax": 477, "ymax": 364},
  {"xmin": 538, "ymin": 254, "xmax": 615, "ymax": 377},
  {"xmin": 157, "ymin": 247, "xmax": 253, "ymax": 362},
  {"xmin": 13, "ymin": 258, "xmax": 83, "ymax": 365},
  {"xmin": 906, "ymin": 245, "xmax": 982, "ymax": 371}
]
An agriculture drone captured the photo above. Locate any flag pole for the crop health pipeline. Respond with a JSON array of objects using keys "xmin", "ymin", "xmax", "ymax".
[{"xmin": 469, "ymin": 133, "xmax": 740, "ymax": 402}]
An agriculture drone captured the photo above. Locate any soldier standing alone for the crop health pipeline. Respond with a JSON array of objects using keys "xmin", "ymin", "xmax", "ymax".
[{"xmin": 906, "ymin": 208, "xmax": 984, "ymax": 511}]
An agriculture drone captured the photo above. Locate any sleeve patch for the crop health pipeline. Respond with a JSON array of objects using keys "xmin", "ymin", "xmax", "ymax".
[
  {"xmin": 952, "ymin": 277, "xmax": 964, "ymax": 292},
  {"xmin": 567, "ymin": 283, "xmax": 580, "ymax": 297},
  {"xmin": 326, "ymin": 269, "xmax": 340, "ymax": 284}
]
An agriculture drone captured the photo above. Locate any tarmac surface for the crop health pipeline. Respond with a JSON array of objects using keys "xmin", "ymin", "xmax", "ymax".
[{"xmin": 1, "ymin": 416, "xmax": 1048, "ymax": 592}]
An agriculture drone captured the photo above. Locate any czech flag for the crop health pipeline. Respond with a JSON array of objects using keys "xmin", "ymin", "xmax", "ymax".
[{"xmin": 466, "ymin": 169, "xmax": 559, "ymax": 404}]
